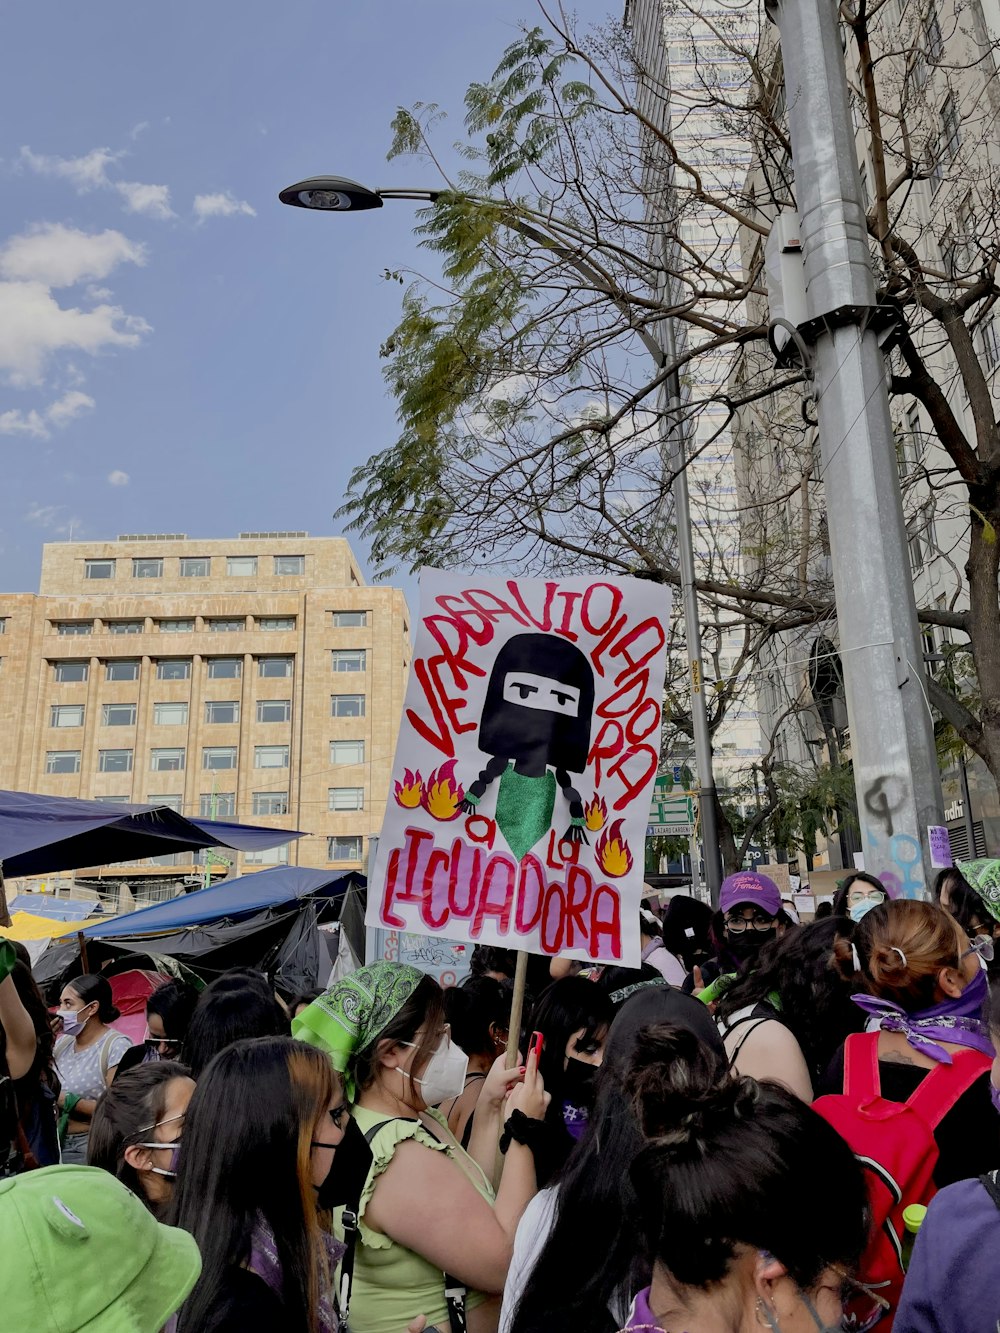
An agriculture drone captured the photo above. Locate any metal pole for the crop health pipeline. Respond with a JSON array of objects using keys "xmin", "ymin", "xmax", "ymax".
[
  {"xmin": 958, "ymin": 749, "xmax": 977, "ymax": 857},
  {"xmin": 767, "ymin": 0, "xmax": 944, "ymax": 897}
]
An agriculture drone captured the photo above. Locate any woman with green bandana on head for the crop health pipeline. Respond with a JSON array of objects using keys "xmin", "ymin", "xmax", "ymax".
[{"xmin": 294, "ymin": 961, "xmax": 548, "ymax": 1333}]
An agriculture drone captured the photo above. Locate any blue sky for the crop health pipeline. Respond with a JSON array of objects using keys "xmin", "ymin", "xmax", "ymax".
[{"xmin": 0, "ymin": 1, "xmax": 613, "ymax": 595}]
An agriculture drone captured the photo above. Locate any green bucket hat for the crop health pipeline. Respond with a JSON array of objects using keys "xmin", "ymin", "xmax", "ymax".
[
  {"xmin": 957, "ymin": 859, "xmax": 1000, "ymax": 922},
  {"xmin": 0, "ymin": 1164, "xmax": 201, "ymax": 1333},
  {"xmin": 292, "ymin": 961, "xmax": 424, "ymax": 1097}
]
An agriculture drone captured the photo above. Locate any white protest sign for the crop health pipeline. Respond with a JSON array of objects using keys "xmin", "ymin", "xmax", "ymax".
[{"xmin": 367, "ymin": 570, "xmax": 671, "ymax": 967}]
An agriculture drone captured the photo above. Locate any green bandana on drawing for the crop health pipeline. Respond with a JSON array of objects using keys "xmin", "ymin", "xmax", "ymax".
[
  {"xmin": 292, "ymin": 961, "xmax": 423, "ymax": 1096},
  {"xmin": 495, "ymin": 764, "xmax": 557, "ymax": 861},
  {"xmin": 957, "ymin": 860, "xmax": 1000, "ymax": 923}
]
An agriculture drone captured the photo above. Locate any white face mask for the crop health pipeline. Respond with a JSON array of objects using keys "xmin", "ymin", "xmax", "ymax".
[
  {"xmin": 58, "ymin": 1004, "xmax": 94, "ymax": 1037},
  {"xmin": 399, "ymin": 1034, "xmax": 469, "ymax": 1105}
]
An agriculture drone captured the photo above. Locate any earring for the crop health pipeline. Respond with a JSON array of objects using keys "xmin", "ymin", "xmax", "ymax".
[{"xmin": 755, "ymin": 1298, "xmax": 780, "ymax": 1332}]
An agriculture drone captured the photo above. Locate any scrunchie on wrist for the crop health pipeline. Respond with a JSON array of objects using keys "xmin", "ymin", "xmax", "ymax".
[{"xmin": 499, "ymin": 1108, "xmax": 547, "ymax": 1156}]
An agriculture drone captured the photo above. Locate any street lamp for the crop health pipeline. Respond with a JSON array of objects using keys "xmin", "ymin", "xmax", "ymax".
[{"xmin": 279, "ymin": 174, "xmax": 724, "ymax": 903}]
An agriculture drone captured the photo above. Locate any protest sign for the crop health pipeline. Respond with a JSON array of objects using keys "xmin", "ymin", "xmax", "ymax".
[{"xmin": 367, "ymin": 570, "xmax": 670, "ymax": 967}]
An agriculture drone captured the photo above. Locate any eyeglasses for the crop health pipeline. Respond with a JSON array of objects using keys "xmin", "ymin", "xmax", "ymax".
[
  {"xmin": 725, "ymin": 914, "xmax": 775, "ymax": 933},
  {"xmin": 962, "ymin": 934, "xmax": 995, "ymax": 963}
]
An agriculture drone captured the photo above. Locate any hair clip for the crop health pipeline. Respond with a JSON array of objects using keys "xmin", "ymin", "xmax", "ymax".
[
  {"xmin": 851, "ymin": 944, "xmax": 862, "ymax": 973},
  {"xmin": 891, "ymin": 946, "xmax": 908, "ymax": 967}
]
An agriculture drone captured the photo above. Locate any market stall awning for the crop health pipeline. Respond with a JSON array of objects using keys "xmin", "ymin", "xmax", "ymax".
[
  {"xmin": 82, "ymin": 866, "xmax": 349, "ymax": 938},
  {"xmin": 0, "ymin": 788, "xmax": 305, "ymax": 879}
]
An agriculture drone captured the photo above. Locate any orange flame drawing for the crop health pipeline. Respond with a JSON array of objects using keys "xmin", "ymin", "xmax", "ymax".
[
  {"xmin": 394, "ymin": 768, "xmax": 424, "ymax": 809},
  {"xmin": 422, "ymin": 759, "xmax": 465, "ymax": 821},
  {"xmin": 584, "ymin": 794, "xmax": 608, "ymax": 832},
  {"xmin": 596, "ymin": 819, "xmax": 633, "ymax": 878}
]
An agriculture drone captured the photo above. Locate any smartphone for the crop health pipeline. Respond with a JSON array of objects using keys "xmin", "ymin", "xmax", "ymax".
[{"xmin": 530, "ymin": 1030, "xmax": 544, "ymax": 1060}]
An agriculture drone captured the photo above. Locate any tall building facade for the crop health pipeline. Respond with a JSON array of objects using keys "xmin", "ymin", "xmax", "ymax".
[{"xmin": 0, "ymin": 534, "xmax": 410, "ymax": 885}]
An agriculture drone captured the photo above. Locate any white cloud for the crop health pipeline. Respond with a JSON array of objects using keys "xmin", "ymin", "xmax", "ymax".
[
  {"xmin": 0, "ymin": 223, "xmax": 146, "ymax": 288},
  {"xmin": 0, "ymin": 389, "xmax": 96, "ymax": 439},
  {"xmin": 116, "ymin": 181, "xmax": 174, "ymax": 219},
  {"xmin": 107, "ymin": 469, "xmax": 130, "ymax": 486},
  {"xmin": 0, "ymin": 279, "xmax": 150, "ymax": 384},
  {"xmin": 193, "ymin": 191, "xmax": 256, "ymax": 221},
  {"xmin": 129, "ymin": 121, "xmax": 150, "ymax": 142},
  {"xmin": 23, "ymin": 502, "xmax": 82, "ymax": 536},
  {"xmin": 19, "ymin": 144, "xmax": 123, "ymax": 191},
  {"xmin": 20, "ymin": 144, "xmax": 174, "ymax": 222}
]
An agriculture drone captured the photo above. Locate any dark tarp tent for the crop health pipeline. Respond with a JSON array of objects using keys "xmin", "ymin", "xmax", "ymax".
[
  {"xmin": 33, "ymin": 867, "xmax": 365, "ymax": 996},
  {"xmin": 0, "ymin": 788, "xmax": 304, "ymax": 879}
]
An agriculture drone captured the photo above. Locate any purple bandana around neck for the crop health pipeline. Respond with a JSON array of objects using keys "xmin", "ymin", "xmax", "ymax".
[
  {"xmin": 249, "ymin": 1215, "xmax": 346, "ymax": 1333},
  {"xmin": 851, "ymin": 968, "xmax": 993, "ymax": 1064}
]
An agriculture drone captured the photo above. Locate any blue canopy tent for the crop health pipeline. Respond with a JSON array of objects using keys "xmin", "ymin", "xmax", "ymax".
[
  {"xmin": 33, "ymin": 867, "xmax": 363, "ymax": 994},
  {"xmin": 82, "ymin": 866, "xmax": 345, "ymax": 938},
  {"xmin": 0, "ymin": 788, "xmax": 304, "ymax": 879}
]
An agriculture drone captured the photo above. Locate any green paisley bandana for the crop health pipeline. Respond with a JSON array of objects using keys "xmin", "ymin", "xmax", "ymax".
[
  {"xmin": 292, "ymin": 961, "xmax": 424, "ymax": 1096},
  {"xmin": 957, "ymin": 860, "xmax": 1000, "ymax": 923}
]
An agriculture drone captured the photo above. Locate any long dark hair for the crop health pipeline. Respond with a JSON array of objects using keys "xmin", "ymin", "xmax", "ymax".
[
  {"xmin": 627, "ymin": 1025, "xmax": 870, "ymax": 1290},
  {"xmin": 444, "ymin": 976, "xmax": 508, "ymax": 1058},
  {"xmin": 68, "ymin": 973, "xmax": 120, "ymax": 1024},
  {"xmin": 88, "ymin": 1061, "xmax": 189, "ymax": 1205},
  {"xmin": 716, "ymin": 918, "xmax": 860, "ymax": 1077},
  {"xmin": 2, "ymin": 961, "xmax": 56, "ymax": 1083},
  {"xmin": 147, "ymin": 979, "xmax": 198, "ymax": 1039},
  {"xmin": 526, "ymin": 977, "xmax": 614, "ymax": 1105},
  {"xmin": 510, "ymin": 993, "xmax": 727, "ymax": 1333},
  {"xmin": 169, "ymin": 1036, "xmax": 336, "ymax": 1333},
  {"xmin": 183, "ymin": 978, "xmax": 288, "ymax": 1077},
  {"xmin": 934, "ymin": 866, "xmax": 993, "ymax": 934}
]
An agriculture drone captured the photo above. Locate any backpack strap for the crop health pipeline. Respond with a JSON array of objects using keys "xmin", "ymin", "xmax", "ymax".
[
  {"xmin": 725, "ymin": 1015, "xmax": 773, "ymax": 1068},
  {"xmin": 842, "ymin": 1031, "xmax": 883, "ymax": 1104},
  {"xmin": 979, "ymin": 1170, "xmax": 1000, "ymax": 1211},
  {"xmin": 904, "ymin": 1047, "xmax": 991, "ymax": 1130}
]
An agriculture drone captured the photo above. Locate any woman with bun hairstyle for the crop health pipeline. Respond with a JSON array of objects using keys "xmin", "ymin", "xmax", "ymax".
[
  {"xmin": 442, "ymin": 977, "xmax": 509, "ymax": 1146},
  {"xmin": 54, "ymin": 973, "xmax": 132, "ymax": 1164},
  {"xmin": 621, "ymin": 1025, "xmax": 871, "ymax": 1333},
  {"xmin": 716, "ymin": 918, "xmax": 860, "ymax": 1100},
  {"xmin": 819, "ymin": 899, "xmax": 996, "ymax": 1185}
]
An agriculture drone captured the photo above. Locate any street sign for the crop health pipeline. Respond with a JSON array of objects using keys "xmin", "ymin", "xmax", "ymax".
[{"xmin": 647, "ymin": 788, "xmax": 696, "ymax": 839}]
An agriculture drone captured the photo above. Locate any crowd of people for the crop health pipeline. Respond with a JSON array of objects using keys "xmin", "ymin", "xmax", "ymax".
[{"xmin": 3, "ymin": 859, "xmax": 1000, "ymax": 1332}]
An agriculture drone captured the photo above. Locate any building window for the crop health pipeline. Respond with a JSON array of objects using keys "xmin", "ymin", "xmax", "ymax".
[
  {"xmin": 54, "ymin": 621, "xmax": 92, "ymax": 636},
  {"xmin": 157, "ymin": 619, "xmax": 194, "ymax": 633},
  {"xmin": 179, "ymin": 557, "xmax": 210, "ymax": 578},
  {"xmin": 50, "ymin": 705, "xmax": 84, "ymax": 728},
  {"xmin": 148, "ymin": 794, "xmax": 183, "ymax": 812},
  {"xmin": 207, "ymin": 618, "xmax": 245, "ymax": 633},
  {"xmin": 154, "ymin": 702, "xmax": 189, "ymax": 726},
  {"xmin": 331, "ymin": 694, "xmax": 365, "ymax": 718},
  {"xmin": 106, "ymin": 660, "xmax": 140, "ymax": 682},
  {"xmin": 206, "ymin": 658, "xmax": 242, "ymax": 679},
  {"xmin": 254, "ymin": 745, "xmax": 289, "ymax": 769},
  {"xmin": 330, "ymin": 740, "xmax": 365, "ymax": 765},
  {"xmin": 244, "ymin": 843, "xmax": 290, "ymax": 866},
  {"xmin": 156, "ymin": 660, "xmax": 191, "ymax": 681},
  {"xmin": 982, "ymin": 315, "xmax": 1000, "ymax": 373},
  {"xmin": 274, "ymin": 555, "xmax": 304, "ymax": 575},
  {"xmin": 203, "ymin": 746, "xmax": 238, "ymax": 771},
  {"xmin": 259, "ymin": 656, "xmax": 293, "ymax": 678},
  {"xmin": 256, "ymin": 616, "xmax": 296, "ymax": 631},
  {"xmin": 99, "ymin": 748, "xmax": 133, "ymax": 773},
  {"xmin": 133, "ymin": 558, "xmax": 163, "ymax": 579},
  {"xmin": 0, "ymin": 618, "xmax": 6, "ymax": 633},
  {"xmin": 99, "ymin": 795, "xmax": 131, "ymax": 805},
  {"xmin": 924, "ymin": 1, "xmax": 943, "ymax": 61},
  {"xmin": 226, "ymin": 556, "xmax": 258, "ymax": 577},
  {"xmin": 332, "ymin": 611, "xmax": 368, "ymax": 628},
  {"xmin": 332, "ymin": 649, "xmax": 366, "ymax": 672},
  {"xmin": 54, "ymin": 661, "xmax": 88, "ymax": 683},
  {"xmin": 106, "ymin": 620, "xmax": 144, "ymax": 636},
  {"xmin": 199, "ymin": 792, "xmax": 235, "ymax": 817},
  {"xmin": 85, "ymin": 559, "xmax": 115, "ymax": 580},
  {"xmin": 329, "ymin": 787, "xmax": 365, "ymax": 811},
  {"xmin": 205, "ymin": 700, "xmax": 240, "ymax": 724},
  {"xmin": 45, "ymin": 750, "xmax": 81, "ymax": 774},
  {"xmin": 256, "ymin": 698, "xmax": 291, "ymax": 723},
  {"xmin": 253, "ymin": 791, "xmax": 289, "ymax": 815},
  {"xmin": 102, "ymin": 703, "xmax": 137, "ymax": 727},
  {"xmin": 150, "ymin": 748, "xmax": 185, "ymax": 772},
  {"xmin": 927, "ymin": 137, "xmax": 945, "ymax": 194},
  {"xmin": 941, "ymin": 92, "xmax": 961, "ymax": 159},
  {"xmin": 328, "ymin": 836, "xmax": 363, "ymax": 862}
]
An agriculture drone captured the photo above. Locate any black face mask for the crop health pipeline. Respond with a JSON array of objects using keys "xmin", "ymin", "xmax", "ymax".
[
  {"xmin": 316, "ymin": 1113, "xmax": 373, "ymax": 1212},
  {"xmin": 727, "ymin": 928, "xmax": 776, "ymax": 963},
  {"xmin": 562, "ymin": 1056, "xmax": 598, "ymax": 1109}
]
